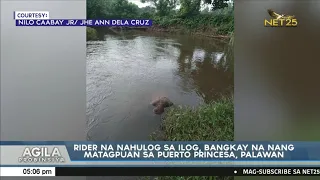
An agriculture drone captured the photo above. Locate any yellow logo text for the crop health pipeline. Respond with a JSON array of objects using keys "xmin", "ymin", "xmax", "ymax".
[{"xmin": 264, "ymin": 18, "xmax": 298, "ymax": 27}]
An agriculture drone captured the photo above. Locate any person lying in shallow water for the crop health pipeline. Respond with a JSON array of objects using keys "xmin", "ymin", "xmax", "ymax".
[{"xmin": 151, "ymin": 97, "xmax": 173, "ymax": 115}]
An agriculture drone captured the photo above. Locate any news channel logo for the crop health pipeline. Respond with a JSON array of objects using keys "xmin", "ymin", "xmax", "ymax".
[
  {"xmin": 18, "ymin": 146, "xmax": 65, "ymax": 163},
  {"xmin": 264, "ymin": 9, "xmax": 298, "ymax": 27}
]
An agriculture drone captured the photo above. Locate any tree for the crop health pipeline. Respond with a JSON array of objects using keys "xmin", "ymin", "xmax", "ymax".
[
  {"xmin": 201, "ymin": 6, "xmax": 210, "ymax": 14},
  {"xmin": 87, "ymin": 0, "xmax": 140, "ymax": 19},
  {"xmin": 203, "ymin": 0, "xmax": 229, "ymax": 10},
  {"xmin": 140, "ymin": 6, "xmax": 157, "ymax": 18},
  {"xmin": 141, "ymin": 0, "xmax": 178, "ymax": 16},
  {"xmin": 87, "ymin": 0, "xmax": 112, "ymax": 19},
  {"xmin": 111, "ymin": 0, "xmax": 140, "ymax": 18},
  {"xmin": 179, "ymin": 0, "xmax": 202, "ymax": 17},
  {"xmin": 141, "ymin": 6, "xmax": 157, "ymax": 14}
]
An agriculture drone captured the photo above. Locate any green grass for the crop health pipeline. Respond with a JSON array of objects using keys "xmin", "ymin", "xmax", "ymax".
[
  {"xmin": 86, "ymin": 27, "xmax": 98, "ymax": 41},
  {"xmin": 144, "ymin": 96, "xmax": 234, "ymax": 180},
  {"xmin": 153, "ymin": 96, "xmax": 234, "ymax": 141}
]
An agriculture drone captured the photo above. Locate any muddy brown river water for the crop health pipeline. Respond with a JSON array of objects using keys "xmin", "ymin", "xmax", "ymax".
[{"xmin": 86, "ymin": 32, "xmax": 233, "ymax": 141}]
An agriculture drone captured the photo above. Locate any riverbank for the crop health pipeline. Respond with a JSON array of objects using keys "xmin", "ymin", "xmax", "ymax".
[
  {"xmin": 146, "ymin": 25, "xmax": 230, "ymax": 39},
  {"xmin": 143, "ymin": 7, "xmax": 233, "ymax": 38},
  {"xmin": 86, "ymin": 25, "xmax": 232, "ymax": 41},
  {"xmin": 149, "ymin": 18, "xmax": 232, "ymax": 39},
  {"xmin": 151, "ymin": 96, "xmax": 234, "ymax": 141},
  {"xmin": 86, "ymin": 9, "xmax": 234, "ymax": 41},
  {"xmin": 142, "ymin": 96, "xmax": 234, "ymax": 180}
]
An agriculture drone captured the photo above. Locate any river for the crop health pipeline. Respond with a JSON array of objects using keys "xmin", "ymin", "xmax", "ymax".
[{"xmin": 86, "ymin": 32, "xmax": 233, "ymax": 141}]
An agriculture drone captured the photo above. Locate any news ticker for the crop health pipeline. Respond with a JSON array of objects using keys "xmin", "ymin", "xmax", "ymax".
[
  {"xmin": 1, "ymin": 141, "xmax": 320, "ymax": 167},
  {"xmin": 1, "ymin": 167, "xmax": 320, "ymax": 176}
]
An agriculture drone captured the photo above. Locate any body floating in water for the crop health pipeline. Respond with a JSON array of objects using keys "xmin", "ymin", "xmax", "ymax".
[{"xmin": 151, "ymin": 97, "xmax": 173, "ymax": 115}]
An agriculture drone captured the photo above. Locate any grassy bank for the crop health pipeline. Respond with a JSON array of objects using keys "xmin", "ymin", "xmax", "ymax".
[
  {"xmin": 145, "ymin": 96, "xmax": 234, "ymax": 180},
  {"xmin": 86, "ymin": 7, "xmax": 233, "ymax": 40},
  {"xmin": 87, "ymin": 0, "xmax": 234, "ymax": 40},
  {"xmin": 145, "ymin": 8, "xmax": 234, "ymax": 37},
  {"xmin": 152, "ymin": 96, "xmax": 234, "ymax": 141}
]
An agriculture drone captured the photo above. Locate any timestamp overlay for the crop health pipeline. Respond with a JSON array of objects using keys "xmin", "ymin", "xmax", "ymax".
[{"xmin": 0, "ymin": 167, "xmax": 55, "ymax": 176}]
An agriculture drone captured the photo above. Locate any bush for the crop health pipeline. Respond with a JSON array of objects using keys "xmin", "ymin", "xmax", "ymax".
[
  {"xmin": 157, "ymin": 96, "xmax": 234, "ymax": 141},
  {"xmin": 86, "ymin": 27, "xmax": 98, "ymax": 41}
]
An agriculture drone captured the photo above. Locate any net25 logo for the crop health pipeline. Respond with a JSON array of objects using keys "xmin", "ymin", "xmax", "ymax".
[
  {"xmin": 18, "ymin": 147, "xmax": 65, "ymax": 163},
  {"xmin": 264, "ymin": 9, "xmax": 298, "ymax": 27}
]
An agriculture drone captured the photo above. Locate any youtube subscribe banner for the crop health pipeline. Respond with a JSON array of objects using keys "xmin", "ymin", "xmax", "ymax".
[
  {"xmin": 1, "ymin": 141, "xmax": 320, "ymax": 167},
  {"xmin": 1, "ymin": 167, "xmax": 320, "ymax": 176}
]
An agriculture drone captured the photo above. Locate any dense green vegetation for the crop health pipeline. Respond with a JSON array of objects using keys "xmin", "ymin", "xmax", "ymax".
[
  {"xmin": 87, "ymin": 0, "xmax": 234, "ymax": 40},
  {"xmin": 86, "ymin": 27, "xmax": 99, "ymax": 41},
  {"xmin": 151, "ymin": 96, "xmax": 234, "ymax": 141}
]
